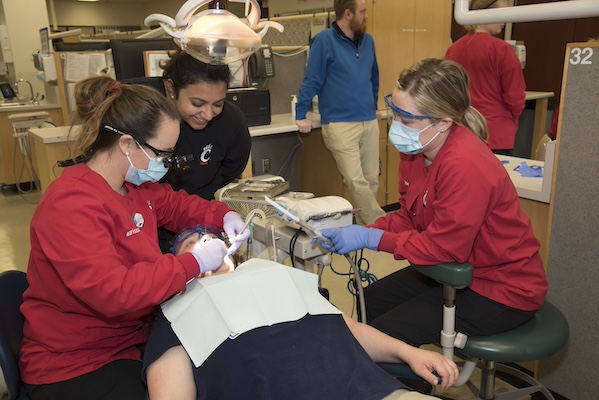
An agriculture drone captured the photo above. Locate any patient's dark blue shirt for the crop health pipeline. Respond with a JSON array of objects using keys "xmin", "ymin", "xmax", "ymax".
[{"xmin": 143, "ymin": 312, "xmax": 406, "ymax": 399}]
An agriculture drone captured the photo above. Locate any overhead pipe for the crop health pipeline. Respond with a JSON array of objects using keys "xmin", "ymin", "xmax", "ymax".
[
  {"xmin": 48, "ymin": 0, "xmax": 58, "ymax": 31},
  {"xmin": 454, "ymin": 0, "xmax": 599, "ymax": 25}
]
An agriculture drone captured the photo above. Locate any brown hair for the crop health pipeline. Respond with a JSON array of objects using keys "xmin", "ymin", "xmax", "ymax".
[
  {"xmin": 464, "ymin": 0, "xmax": 507, "ymax": 33},
  {"xmin": 161, "ymin": 49, "xmax": 230, "ymax": 99},
  {"xmin": 334, "ymin": 0, "xmax": 358, "ymax": 21},
  {"xmin": 68, "ymin": 76, "xmax": 179, "ymax": 161},
  {"xmin": 396, "ymin": 58, "xmax": 488, "ymax": 142}
]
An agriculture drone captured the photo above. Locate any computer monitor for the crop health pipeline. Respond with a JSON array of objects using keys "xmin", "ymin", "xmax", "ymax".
[
  {"xmin": 110, "ymin": 38, "xmax": 178, "ymax": 80},
  {"xmin": 54, "ymin": 41, "xmax": 110, "ymax": 52}
]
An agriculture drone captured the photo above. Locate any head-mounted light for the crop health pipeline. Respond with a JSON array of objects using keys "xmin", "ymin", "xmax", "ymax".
[{"xmin": 102, "ymin": 124, "xmax": 194, "ymax": 170}]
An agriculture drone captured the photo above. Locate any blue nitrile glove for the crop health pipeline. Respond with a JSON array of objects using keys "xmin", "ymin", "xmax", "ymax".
[
  {"xmin": 318, "ymin": 225, "xmax": 384, "ymax": 255},
  {"xmin": 190, "ymin": 238, "xmax": 228, "ymax": 275},
  {"xmin": 223, "ymin": 212, "xmax": 250, "ymax": 254},
  {"xmin": 514, "ymin": 162, "xmax": 543, "ymax": 177}
]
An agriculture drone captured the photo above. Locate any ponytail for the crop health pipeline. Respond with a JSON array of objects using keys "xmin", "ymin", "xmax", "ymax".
[
  {"xmin": 68, "ymin": 76, "xmax": 178, "ymax": 163},
  {"xmin": 462, "ymin": 106, "xmax": 488, "ymax": 143}
]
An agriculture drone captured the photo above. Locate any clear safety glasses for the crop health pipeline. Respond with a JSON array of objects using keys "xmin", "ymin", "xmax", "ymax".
[{"xmin": 384, "ymin": 94, "xmax": 432, "ymax": 121}]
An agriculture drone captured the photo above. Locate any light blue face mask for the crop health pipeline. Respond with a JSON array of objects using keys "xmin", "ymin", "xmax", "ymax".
[
  {"xmin": 388, "ymin": 120, "xmax": 440, "ymax": 155},
  {"xmin": 125, "ymin": 146, "xmax": 169, "ymax": 186}
]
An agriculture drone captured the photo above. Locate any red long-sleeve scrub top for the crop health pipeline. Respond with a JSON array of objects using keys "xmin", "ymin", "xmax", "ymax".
[
  {"xmin": 19, "ymin": 163, "xmax": 232, "ymax": 385},
  {"xmin": 371, "ymin": 125, "xmax": 547, "ymax": 312},
  {"xmin": 445, "ymin": 33, "xmax": 526, "ymax": 150}
]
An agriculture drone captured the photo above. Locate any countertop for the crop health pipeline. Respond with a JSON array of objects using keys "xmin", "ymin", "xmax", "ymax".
[
  {"xmin": 496, "ymin": 141, "xmax": 555, "ymax": 204},
  {"xmin": 29, "ymin": 125, "xmax": 78, "ymax": 143},
  {"xmin": 29, "ymin": 112, "xmax": 554, "ymax": 204},
  {"xmin": 524, "ymin": 91, "xmax": 554, "ymax": 100},
  {"xmin": 248, "ymin": 112, "xmax": 321, "ymax": 137},
  {"xmin": 0, "ymin": 101, "xmax": 61, "ymax": 114},
  {"xmin": 28, "ymin": 112, "xmax": 322, "ymax": 144}
]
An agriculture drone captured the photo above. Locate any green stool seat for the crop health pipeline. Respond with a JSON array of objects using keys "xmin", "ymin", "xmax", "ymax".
[
  {"xmin": 415, "ymin": 262, "xmax": 473, "ymax": 288},
  {"xmin": 461, "ymin": 301, "xmax": 569, "ymax": 363}
]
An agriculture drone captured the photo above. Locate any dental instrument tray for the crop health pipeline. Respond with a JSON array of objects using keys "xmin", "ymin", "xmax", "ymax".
[
  {"xmin": 215, "ymin": 175, "xmax": 288, "ymax": 220},
  {"xmin": 226, "ymin": 179, "xmax": 290, "ymax": 200}
]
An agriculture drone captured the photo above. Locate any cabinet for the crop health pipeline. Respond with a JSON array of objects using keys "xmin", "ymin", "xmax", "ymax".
[
  {"xmin": 299, "ymin": 119, "xmax": 398, "ymax": 207},
  {"xmin": 0, "ymin": 107, "xmax": 64, "ymax": 186},
  {"xmin": 371, "ymin": 0, "xmax": 453, "ymax": 109}
]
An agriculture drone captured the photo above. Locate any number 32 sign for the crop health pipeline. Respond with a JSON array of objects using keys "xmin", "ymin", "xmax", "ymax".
[{"xmin": 570, "ymin": 47, "xmax": 593, "ymax": 65}]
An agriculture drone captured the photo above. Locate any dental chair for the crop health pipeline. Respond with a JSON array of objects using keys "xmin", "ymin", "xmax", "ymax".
[
  {"xmin": 378, "ymin": 262, "xmax": 569, "ymax": 400},
  {"xmin": 0, "ymin": 270, "xmax": 30, "ymax": 400}
]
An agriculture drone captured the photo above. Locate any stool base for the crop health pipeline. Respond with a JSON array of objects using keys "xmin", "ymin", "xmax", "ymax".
[{"xmin": 463, "ymin": 361, "xmax": 555, "ymax": 400}]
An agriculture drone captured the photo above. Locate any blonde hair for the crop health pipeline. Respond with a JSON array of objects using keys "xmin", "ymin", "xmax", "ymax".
[
  {"xmin": 396, "ymin": 58, "xmax": 488, "ymax": 142},
  {"xmin": 68, "ymin": 76, "xmax": 178, "ymax": 161}
]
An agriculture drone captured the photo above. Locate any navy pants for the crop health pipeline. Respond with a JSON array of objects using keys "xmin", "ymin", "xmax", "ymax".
[
  {"xmin": 364, "ymin": 266, "xmax": 535, "ymax": 347},
  {"xmin": 25, "ymin": 359, "xmax": 145, "ymax": 400}
]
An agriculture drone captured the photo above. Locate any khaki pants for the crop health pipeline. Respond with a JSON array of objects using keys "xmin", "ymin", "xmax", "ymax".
[{"xmin": 321, "ymin": 120, "xmax": 386, "ymax": 225}]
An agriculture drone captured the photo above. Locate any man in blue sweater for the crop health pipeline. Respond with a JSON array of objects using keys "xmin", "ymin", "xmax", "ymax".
[{"xmin": 295, "ymin": 0, "xmax": 385, "ymax": 225}]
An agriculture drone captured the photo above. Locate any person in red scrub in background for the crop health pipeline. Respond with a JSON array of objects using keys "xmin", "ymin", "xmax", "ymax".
[{"xmin": 445, "ymin": 0, "xmax": 526, "ymax": 156}]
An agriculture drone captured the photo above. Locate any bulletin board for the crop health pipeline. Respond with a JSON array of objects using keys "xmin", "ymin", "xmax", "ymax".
[
  {"xmin": 143, "ymin": 50, "xmax": 170, "ymax": 77},
  {"xmin": 539, "ymin": 41, "xmax": 599, "ymax": 399},
  {"xmin": 265, "ymin": 46, "xmax": 309, "ymax": 115},
  {"xmin": 53, "ymin": 51, "xmax": 115, "ymax": 122}
]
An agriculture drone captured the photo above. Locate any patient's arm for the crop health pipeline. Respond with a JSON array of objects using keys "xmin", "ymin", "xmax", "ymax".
[
  {"xmin": 146, "ymin": 345, "xmax": 196, "ymax": 400},
  {"xmin": 342, "ymin": 314, "xmax": 458, "ymax": 390}
]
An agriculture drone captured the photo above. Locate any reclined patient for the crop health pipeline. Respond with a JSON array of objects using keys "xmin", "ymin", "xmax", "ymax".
[{"xmin": 143, "ymin": 226, "xmax": 458, "ymax": 399}]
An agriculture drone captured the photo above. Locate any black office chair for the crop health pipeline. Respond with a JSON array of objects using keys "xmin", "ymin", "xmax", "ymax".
[
  {"xmin": 0, "ymin": 270, "xmax": 30, "ymax": 400},
  {"xmin": 378, "ymin": 262, "xmax": 569, "ymax": 399}
]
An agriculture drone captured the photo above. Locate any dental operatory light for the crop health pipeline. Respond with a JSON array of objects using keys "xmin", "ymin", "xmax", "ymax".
[{"xmin": 144, "ymin": 0, "xmax": 284, "ymax": 65}]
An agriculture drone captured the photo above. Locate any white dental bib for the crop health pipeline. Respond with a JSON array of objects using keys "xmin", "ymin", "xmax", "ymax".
[{"xmin": 161, "ymin": 259, "xmax": 341, "ymax": 368}]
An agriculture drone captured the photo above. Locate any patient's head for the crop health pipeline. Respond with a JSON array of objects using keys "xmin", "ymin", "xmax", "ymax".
[
  {"xmin": 171, "ymin": 225, "xmax": 234, "ymax": 275},
  {"xmin": 170, "ymin": 226, "xmax": 223, "ymax": 256}
]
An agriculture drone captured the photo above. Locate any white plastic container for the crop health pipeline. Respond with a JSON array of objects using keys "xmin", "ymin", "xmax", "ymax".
[
  {"xmin": 312, "ymin": 95, "xmax": 319, "ymax": 114},
  {"xmin": 291, "ymin": 95, "xmax": 297, "ymax": 118}
]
